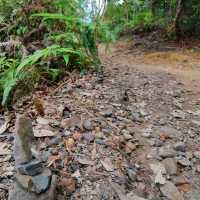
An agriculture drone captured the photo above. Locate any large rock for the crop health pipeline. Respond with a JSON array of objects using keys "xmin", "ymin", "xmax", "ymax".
[
  {"xmin": 149, "ymin": 162, "xmax": 166, "ymax": 185},
  {"xmin": 14, "ymin": 116, "xmax": 34, "ymax": 166},
  {"xmin": 155, "ymin": 126, "xmax": 182, "ymax": 139},
  {"xmin": 9, "ymin": 116, "xmax": 57, "ymax": 200},
  {"xmin": 8, "ymin": 175, "xmax": 57, "ymax": 200},
  {"xmin": 127, "ymin": 192, "xmax": 147, "ymax": 200},
  {"xmin": 17, "ymin": 160, "xmax": 43, "ymax": 176},
  {"xmin": 173, "ymin": 142, "xmax": 186, "ymax": 152},
  {"xmin": 158, "ymin": 146, "xmax": 176, "ymax": 158},
  {"xmin": 83, "ymin": 119, "xmax": 93, "ymax": 131},
  {"xmin": 162, "ymin": 158, "xmax": 177, "ymax": 175},
  {"xmin": 160, "ymin": 181, "xmax": 184, "ymax": 200},
  {"xmin": 15, "ymin": 169, "xmax": 52, "ymax": 194}
]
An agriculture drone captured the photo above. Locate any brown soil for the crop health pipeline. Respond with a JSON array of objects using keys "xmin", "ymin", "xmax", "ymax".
[
  {"xmin": 2, "ymin": 35, "xmax": 200, "ymax": 200},
  {"xmin": 100, "ymin": 37, "xmax": 200, "ymax": 94}
]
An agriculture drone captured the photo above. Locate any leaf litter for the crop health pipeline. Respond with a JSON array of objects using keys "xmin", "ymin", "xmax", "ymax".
[{"xmin": 1, "ymin": 41, "xmax": 200, "ymax": 200}]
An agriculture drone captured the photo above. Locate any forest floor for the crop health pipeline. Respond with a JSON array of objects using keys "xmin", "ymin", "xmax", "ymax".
[{"xmin": 1, "ymin": 34, "xmax": 200, "ymax": 200}]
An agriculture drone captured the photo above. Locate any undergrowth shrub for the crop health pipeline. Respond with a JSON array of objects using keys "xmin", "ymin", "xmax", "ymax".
[
  {"xmin": 103, "ymin": 0, "xmax": 200, "ymax": 38},
  {"xmin": 0, "ymin": 0, "xmax": 114, "ymax": 106}
]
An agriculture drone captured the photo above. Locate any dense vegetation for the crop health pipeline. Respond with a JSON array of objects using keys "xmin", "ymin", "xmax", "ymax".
[
  {"xmin": 104, "ymin": 0, "xmax": 200, "ymax": 38},
  {"xmin": 0, "ymin": 0, "xmax": 111, "ymax": 106},
  {"xmin": 0, "ymin": 0, "xmax": 199, "ymax": 107}
]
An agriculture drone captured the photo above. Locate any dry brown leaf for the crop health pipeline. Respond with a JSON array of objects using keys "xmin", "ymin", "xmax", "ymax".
[
  {"xmin": 0, "ymin": 142, "xmax": 11, "ymax": 155},
  {"xmin": 34, "ymin": 129, "xmax": 57, "ymax": 137},
  {"xmin": 61, "ymin": 116, "xmax": 81, "ymax": 129},
  {"xmin": 125, "ymin": 142, "xmax": 136, "ymax": 154},
  {"xmin": 77, "ymin": 158, "xmax": 94, "ymax": 165},
  {"xmin": 36, "ymin": 117, "xmax": 51, "ymax": 125},
  {"xmin": 0, "ymin": 183, "xmax": 8, "ymax": 191},
  {"xmin": 34, "ymin": 98, "xmax": 45, "ymax": 116},
  {"xmin": 95, "ymin": 127, "xmax": 103, "ymax": 138},
  {"xmin": 177, "ymin": 183, "xmax": 192, "ymax": 193},
  {"xmin": 65, "ymin": 138, "xmax": 75, "ymax": 149},
  {"xmin": 91, "ymin": 143, "xmax": 97, "ymax": 160},
  {"xmin": 47, "ymin": 155, "xmax": 61, "ymax": 167},
  {"xmin": 100, "ymin": 158, "xmax": 114, "ymax": 172},
  {"xmin": 95, "ymin": 127, "xmax": 101, "ymax": 132},
  {"xmin": 196, "ymin": 165, "xmax": 200, "ymax": 173},
  {"xmin": 57, "ymin": 105, "xmax": 65, "ymax": 117},
  {"xmin": 73, "ymin": 132, "xmax": 82, "ymax": 141},
  {"xmin": 0, "ymin": 121, "xmax": 9, "ymax": 135},
  {"xmin": 160, "ymin": 133, "xmax": 169, "ymax": 141},
  {"xmin": 60, "ymin": 177, "xmax": 76, "ymax": 193}
]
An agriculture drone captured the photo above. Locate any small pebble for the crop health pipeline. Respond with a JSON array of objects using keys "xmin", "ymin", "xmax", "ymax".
[
  {"xmin": 83, "ymin": 132, "xmax": 95, "ymax": 143},
  {"xmin": 83, "ymin": 120, "xmax": 93, "ymax": 131},
  {"xmin": 102, "ymin": 110, "xmax": 113, "ymax": 118}
]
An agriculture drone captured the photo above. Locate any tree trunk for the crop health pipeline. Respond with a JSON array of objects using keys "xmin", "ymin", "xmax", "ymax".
[
  {"xmin": 151, "ymin": 0, "xmax": 158, "ymax": 15},
  {"xmin": 174, "ymin": 0, "xmax": 183, "ymax": 39}
]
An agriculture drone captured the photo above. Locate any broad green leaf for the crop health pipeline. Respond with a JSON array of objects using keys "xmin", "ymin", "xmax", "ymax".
[{"xmin": 63, "ymin": 55, "xmax": 69, "ymax": 65}]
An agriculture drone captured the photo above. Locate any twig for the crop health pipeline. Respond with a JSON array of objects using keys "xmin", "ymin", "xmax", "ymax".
[{"xmin": 50, "ymin": 73, "xmax": 72, "ymax": 96}]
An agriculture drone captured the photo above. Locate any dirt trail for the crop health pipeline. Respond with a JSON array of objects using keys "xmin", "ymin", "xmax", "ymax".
[
  {"xmin": 100, "ymin": 38, "xmax": 200, "ymax": 94},
  {"xmin": 1, "ymin": 37, "xmax": 200, "ymax": 200}
]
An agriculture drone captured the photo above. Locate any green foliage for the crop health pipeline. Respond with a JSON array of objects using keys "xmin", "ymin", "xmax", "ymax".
[
  {"xmin": 0, "ymin": 58, "xmax": 19, "ymax": 105},
  {"xmin": 0, "ymin": 0, "xmax": 116, "ymax": 106},
  {"xmin": 104, "ymin": 0, "xmax": 200, "ymax": 37},
  {"xmin": 17, "ymin": 45, "xmax": 81, "ymax": 73},
  {"xmin": 125, "ymin": 11, "xmax": 154, "ymax": 30}
]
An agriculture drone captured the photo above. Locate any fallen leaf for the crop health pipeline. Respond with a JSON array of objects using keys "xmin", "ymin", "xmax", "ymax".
[
  {"xmin": 125, "ymin": 142, "xmax": 136, "ymax": 154},
  {"xmin": 0, "ymin": 142, "xmax": 11, "ymax": 155},
  {"xmin": 0, "ymin": 155, "xmax": 11, "ymax": 163},
  {"xmin": 47, "ymin": 155, "xmax": 61, "ymax": 167},
  {"xmin": 36, "ymin": 117, "xmax": 51, "ymax": 125},
  {"xmin": 160, "ymin": 133, "xmax": 169, "ymax": 141},
  {"xmin": 34, "ymin": 129, "xmax": 57, "ymax": 137},
  {"xmin": 0, "ymin": 121, "xmax": 9, "ymax": 135},
  {"xmin": 160, "ymin": 181, "xmax": 184, "ymax": 200},
  {"xmin": 100, "ymin": 158, "xmax": 114, "ymax": 172},
  {"xmin": 177, "ymin": 183, "xmax": 192, "ymax": 193},
  {"xmin": 95, "ymin": 129, "xmax": 103, "ymax": 138},
  {"xmin": 91, "ymin": 143, "xmax": 97, "ymax": 160},
  {"xmin": 95, "ymin": 127, "xmax": 101, "ymax": 132},
  {"xmin": 34, "ymin": 98, "xmax": 45, "ymax": 116},
  {"xmin": 80, "ymin": 92, "xmax": 92, "ymax": 97},
  {"xmin": 77, "ymin": 158, "xmax": 94, "ymax": 165},
  {"xmin": 0, "ymin": 183, "xmax": 8, "ymax": 191},
  {"xmin": 149, "ymin": 162, "xmax": 166, "ymax": 185},
  {"xmin": 73, "ymin": 132, "xmax": 82, "ymax": 141},
  {"xmin": 127, "ymin": 192, "xmax": 147, "ymax": 200},
  {"xmin": 195, "ymin": 165, "xmax": 200, "ymax": 173},
  {"xmin": 61, "ymin": 116, "xmax": 81, "ymax": 128},
  {"xmin": 60, "ymin": 177, "xmax": 76, "ymax": 193},
  {"xmin": 65, "ymin": 138, "xmax": 75, "ymax": 149},
  {"xmin": 57, "ymin": 105, "xmax": 64, "ymax": 116}
]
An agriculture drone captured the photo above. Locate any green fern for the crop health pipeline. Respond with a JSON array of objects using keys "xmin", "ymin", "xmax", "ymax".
[
  {"xmin": 0, "ymin": 58, "xmax": 19, "ymax": 105},
  {"xmin": 16, "ymin": 45, "xmax": 80, "ymax": 75},
  {"xmin": 0, "ymin": 0, "xmax": 114, "ymax": 106}
]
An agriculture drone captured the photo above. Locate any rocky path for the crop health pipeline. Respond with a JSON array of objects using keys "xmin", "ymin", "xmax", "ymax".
[{"xmin": 0, "ymin": 39, "xmax": 200, "ymax": 200}]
